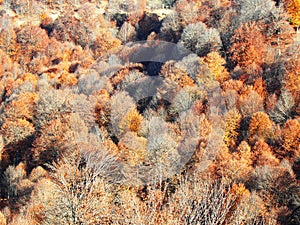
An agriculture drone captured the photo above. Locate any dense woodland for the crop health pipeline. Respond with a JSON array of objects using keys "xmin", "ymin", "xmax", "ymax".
[{"xmin": 0, "ymin": 0, "xmax": 299, "ymax": 224}]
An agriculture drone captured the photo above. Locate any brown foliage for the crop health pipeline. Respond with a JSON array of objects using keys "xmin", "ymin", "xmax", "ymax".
[
  {"xmin": 90, "ymin": 32, "xmax": 121, "ymax": 59},
  {"xmin": 16, "ymin": 25, "xmax": 50, "ymax": 67}
]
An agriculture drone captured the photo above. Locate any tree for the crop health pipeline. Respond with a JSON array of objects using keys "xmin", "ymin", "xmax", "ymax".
[
  {"xmin": 4, "ymin": 163, "xmax": 26, "ymax": 200},
  {"xmin": 224, "ymin": 109, "xmax": 242, "ymax": 148},
  {"xmin": 34, "ymin": 88, "xmax": 72, "ymax": 129},
  {"xmin": 285, "ymin": 0, "xmax": 300, "ymax": 28},
  {"xmin": 1, "ymin": 118, "xmax": 35, "ymax": 146},
  {"xmin": 199, "ymin": 51, "xmax": 230, "ymax": 84},
  {"xmin": 90, "ymin": 32, "xmax": 121, "ymax": 59},
  {"xmin": 118, "ymin": 131, "xmax": 147, "ymax": 167},
  {"xmin": 110, "ymin": 91, "xmax": 137, "ymax": 138},
  {"xmin": 160, "ymin": 11, "xmax": 182, "ymax": 42},
  {"xmin": 119, "ymin": 108, "xmax": 144, "ymax": 135},
  {"xmin": 249, "ymin": 112, "xmax": 273, "ymax": 143},
  {"xmin": 160, "ymin": 61, "xmax": 194, "ymax": 88},
  {"xmin": 283, "ymin": 60, "xmax": 300, "ymax": 106},
  {"xmin": 117, "ymin": 22, "xmax": 137, "ymax": 43},
  {"xmin": 15, "ymin": 25, "xmax": 50, "ymax": 69},
  {"xmin": 29, "ymin": 152, "xmax": 115, "ymax": 225},
  {"xmin": 0, "ymin": 15, "xmax": 17, "ymax": 58},
  {"xmin": 238, "ymin": 90, "xmax": 264, "ymax": 116},
  {"xmin": 216, "ymin": 141, "xmax": 253, "ymax": 182},
  {"xmin": 269, "ymin": 91, "xmax": 295, "ymax": 123},
  {"xmin": 3, "ymin": 92, "xmax": 39, "ymax": 121},
  {"xmin": 249, "ymin": 165, "xmax": 296, "ymax": 208},
  {"xmin": 282, "ymin": 119, "xmax": 300, "ymax": 159},
  {"xmin": 229, "ymin": 22, "xmax": 267, "ymax": 78},
  {"xmin": 236, "ymin": 0, "xmax": 276, "ymax": 23},
  {"xmin": 253, "ymin": 140, "xmax": 280, "ymax": 167},
  {"xmin": 179, "ymin": 22, "xmax": 222, "ymax": 57},
  {"xmin": 51, "ymin": 14, "xmax": 91, "ymax": 48}
]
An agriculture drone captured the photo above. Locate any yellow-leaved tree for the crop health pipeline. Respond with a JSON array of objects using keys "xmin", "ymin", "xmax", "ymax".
[
  {"xmin": 200, "ymin": 51, "xmax": 230, "ymax": 84},
  {"xmin": 286, "ymin": 0, "xmax": 300, "ymax": 28}
]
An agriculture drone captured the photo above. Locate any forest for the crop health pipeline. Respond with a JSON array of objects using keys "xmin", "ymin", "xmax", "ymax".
[{"xmin": 0, "ymin": 0, "xmax": 299, "ymax": 224}]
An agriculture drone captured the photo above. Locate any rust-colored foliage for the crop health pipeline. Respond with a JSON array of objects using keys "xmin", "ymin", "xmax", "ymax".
[
  {"xmin": 249, "ymin": 112, "xmax": 273, "ymax": 143},
  {"xmin": 253, "ymin": 77, "xmax": 266, "ymax": 100},
  {"xmin": 215, "ymin": 141, "xmax": 253, "ymax": 182},
  {"xmin": 230, "ymin": 22, "xmax": 267, "ymax": 73},
  {"xmin": 222, "ymin": 79, "xmax": 244, "ymax": 93},
  {"xmin": 95, "ymin": 89, "xmax": 111, "ymax": 127},
  {"xmin": 283, "ymin": 59, "xmax": 300, "ymax": 105}
]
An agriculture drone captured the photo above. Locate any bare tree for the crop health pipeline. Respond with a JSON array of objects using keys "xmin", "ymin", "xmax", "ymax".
[
  {"xmin": 269, "ymin": 90, "xmax": 295, "ymax": 123},
  {"xmin": 179, "ymin": 22, "xmax": 222, "ymax": 57}
]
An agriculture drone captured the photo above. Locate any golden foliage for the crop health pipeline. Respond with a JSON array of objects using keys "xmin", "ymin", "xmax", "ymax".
[
  {"xmin": 200, "ymin": 51, "xmax": 230, "ymax": 84},
  {"xmin": 224, "ymin": 109, "xmax": 242, "ymax": 148},
  {"xmin": 58, "ymin": 71, "xmax": 77, "ymax": 86},
  {"xmin": 119, "ymin": 108, "xmax": 144, "ymax": 135},
  {"xmin": 5, "ymin": 92, "xmax": 39, "ymax": 120},
  {"xmin": 0, "ymin": 212, "xmax": 6, "ymax": 225},
  {"xmin": 286, "ymin": 0, "xmax": 300, "ymax": 27}
]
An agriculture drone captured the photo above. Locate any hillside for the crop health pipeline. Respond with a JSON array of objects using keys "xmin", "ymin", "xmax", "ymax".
[{"xmin": 0, "ymin": 0, "xmax": 299, "ymax": 224}]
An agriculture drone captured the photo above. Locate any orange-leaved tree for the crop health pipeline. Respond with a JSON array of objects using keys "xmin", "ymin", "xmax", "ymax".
[{"xmin": 230, "ymin": 22, "xmax": 267, "ymax": 78}]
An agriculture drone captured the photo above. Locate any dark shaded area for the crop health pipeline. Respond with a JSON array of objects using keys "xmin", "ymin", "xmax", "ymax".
[
  {"xmin": 112, "ymin": 13, "xmax": 128, "ymax": 27},
  {"xmin": 137, "ymin": 13, "xmax": 161, "ymax": 40}
]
